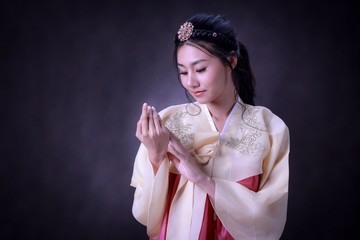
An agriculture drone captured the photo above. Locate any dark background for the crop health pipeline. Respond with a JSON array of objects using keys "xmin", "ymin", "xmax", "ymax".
[{"xmin": 2, "ymin": 0, "xmax": 359, "ymax": 239}]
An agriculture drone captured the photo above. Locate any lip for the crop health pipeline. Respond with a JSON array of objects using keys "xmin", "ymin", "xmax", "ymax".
[{"xmin": 192, "ymin": 90, "xmax": 205, "ymax": 97}]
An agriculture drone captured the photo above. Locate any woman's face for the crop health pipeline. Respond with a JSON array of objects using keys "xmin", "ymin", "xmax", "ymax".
[{"xmin": 177, "ymin": 44, "xmax": 234, "ymax": 105}]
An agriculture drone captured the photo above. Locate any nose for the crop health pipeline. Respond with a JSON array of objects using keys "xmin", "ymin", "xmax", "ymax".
[{"xmin": 187, "ymin": 72, "xmax": 200, "ymax": 88}]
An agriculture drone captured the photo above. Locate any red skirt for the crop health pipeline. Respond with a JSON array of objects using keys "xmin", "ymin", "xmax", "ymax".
[{"xmin": 152, "ymin": 173, "xmax": 259, "ymax": 240}]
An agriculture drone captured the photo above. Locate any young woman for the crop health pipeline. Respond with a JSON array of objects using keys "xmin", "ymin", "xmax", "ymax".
[{"xmin": 130, "ymin": 13, "xmax": 290, "ymax": 240}]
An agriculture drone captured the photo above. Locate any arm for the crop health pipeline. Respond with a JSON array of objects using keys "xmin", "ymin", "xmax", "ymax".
[
  {"xmin": 130, "ymin": 145, "xmax": 171, "ymax": 236},
  {"xmin": 167, "ymin": 132, "xmax": 215, "ymax": 198},
  {"xmin": 131, "ymin": 103, "xmax": 171, "ymax": 236},
  {"xmin": 213, "ymin": 123, "xmax": 290, "ymax": 239}
]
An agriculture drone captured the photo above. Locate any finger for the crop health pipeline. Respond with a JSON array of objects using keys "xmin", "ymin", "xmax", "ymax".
[
  {"xmin": 152, "ymin": 107, "xmax": 162, "ymax": 133},
  {"xmin": 167, "ymin": 151, "xmax": 174, "ymax": 161},
  {"xmin": 148, "ymin": 105, "xmax": 155, "ymax": 133},
  {"xmin": 135, "ymin": 121, "xmax": 142, "ymax": 139},
  {"xmin": 140, "ymin": 103, "xmax": 149, "ymax": 135},
  {"xmin": 170, "ymin": 156, "xmax": 180, "ymax": 167},
  {"xmin": 168, "ymin": 142, "xmax": 181, "ymax": 158},
  {"xmin": 140, "ymin": 103, "xmax": 148, "ymax": 120},
  {"xmin": 167, "ymin": 151, "xmax": 180, "ymax": 166},
  {"xmin": 169, "ymin": 132, "xmax": 182, "ymax": 147}
]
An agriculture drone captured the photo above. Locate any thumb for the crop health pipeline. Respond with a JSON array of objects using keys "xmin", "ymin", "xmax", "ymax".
[{"xmin": 167, "ymin": 151, "xmax": 174, "ymax": 160}]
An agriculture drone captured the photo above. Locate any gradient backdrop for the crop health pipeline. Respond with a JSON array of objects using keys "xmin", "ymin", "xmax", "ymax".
[{"xmin": 2, "ymin": 0, "xmax": 359, "ymax": 239}]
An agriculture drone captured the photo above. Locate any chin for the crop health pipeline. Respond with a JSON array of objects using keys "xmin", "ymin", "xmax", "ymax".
[{"xmin": 194, "ymin": 98, "xmax": 209, "ymax": 104}]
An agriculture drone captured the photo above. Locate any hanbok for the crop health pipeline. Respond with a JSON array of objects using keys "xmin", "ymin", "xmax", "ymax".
[{"xmin": 130, "ymin": 100, "xmax": 290, "ymax": 239}]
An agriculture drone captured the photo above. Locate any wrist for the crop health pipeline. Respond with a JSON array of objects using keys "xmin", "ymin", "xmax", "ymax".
[
  {"xmin": 148, "ymin": 152, "xmax": 166, "ymax": 173},
  {"xmin": 148, "ymin": 152, "xmax": 165, "ymax": 163}
]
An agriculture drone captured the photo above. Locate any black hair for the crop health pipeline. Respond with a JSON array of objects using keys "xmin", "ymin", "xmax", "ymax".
[{"xmin": 173, "ymin": 13, "xmax": 256, "ymax": 105}]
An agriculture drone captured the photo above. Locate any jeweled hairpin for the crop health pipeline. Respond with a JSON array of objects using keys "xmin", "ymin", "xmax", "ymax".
[{"xmin": 177, "ymin": 22, "xmax": 194, "ymax": 41}]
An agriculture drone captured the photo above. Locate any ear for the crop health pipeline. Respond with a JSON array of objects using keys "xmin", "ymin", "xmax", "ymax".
[{"xmin": 227, "ymin": 54, "xmax": 238, "ymax": 70}]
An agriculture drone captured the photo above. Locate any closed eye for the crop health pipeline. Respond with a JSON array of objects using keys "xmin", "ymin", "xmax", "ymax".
[{"xmin": 196, "ymin": 68, "xmax": 206, "ymax": 73}]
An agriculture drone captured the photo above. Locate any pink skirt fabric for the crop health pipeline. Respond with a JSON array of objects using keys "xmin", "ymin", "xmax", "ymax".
[{"xmin": 151, "ymin": 173, "xmax": 259, "ymax": 240}]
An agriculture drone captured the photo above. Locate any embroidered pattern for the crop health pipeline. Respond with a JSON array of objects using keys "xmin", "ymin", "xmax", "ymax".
[
  {"xmin": 164, "ymin": 111, "xmax": 194, "ymax": 145},
  {"xmin": 243, "ymin": 106, "xmax": 266, "ymax": 130},
  {"xmin": 225, "ymin": 106, "xmax": 266, "ymax": 156},
  {"xmin": 225, "ymin": 134, "xmax": 264, "ymax": 156}
]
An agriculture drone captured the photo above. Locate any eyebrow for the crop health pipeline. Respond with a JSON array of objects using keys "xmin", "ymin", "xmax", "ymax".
[{"xmin": 177, "ymin": 59, "xmax": 207, "ymax": 67}]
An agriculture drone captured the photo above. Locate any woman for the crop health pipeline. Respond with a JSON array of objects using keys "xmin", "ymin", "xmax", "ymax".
[{"xmin": 130, "ymin": 13, "xmax": 290, "ymax": 240}]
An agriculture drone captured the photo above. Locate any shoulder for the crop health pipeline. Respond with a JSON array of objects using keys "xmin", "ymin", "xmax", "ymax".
[{"xmin": 241, "ymin": 103, "xmax": 289, "ymax": 135}]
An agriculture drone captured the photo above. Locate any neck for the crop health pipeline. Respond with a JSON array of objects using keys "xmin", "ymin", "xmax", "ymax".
[
  {"xmin": 206, "ymin": 96, "xmax": 236, "ymax": 132},
  {"xmin": 207, "ymin": 100, "xmax": 235, "ymax": 118},
  {"xmin": 206, "ymin": 74, "xmax": 237, "ymax": 131},
  {"xmin": 207, "ymin": 81, "xmax": 237, "ymax": 120}
]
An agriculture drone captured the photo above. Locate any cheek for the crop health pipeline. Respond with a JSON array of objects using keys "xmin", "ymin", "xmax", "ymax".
[
  {"xmin": 179, "ymin": 76, "xmax": 188, "ymax": 88},
  {"xmin": 204, "ymin": 70, "xmax": 221, "ymax": 85}
]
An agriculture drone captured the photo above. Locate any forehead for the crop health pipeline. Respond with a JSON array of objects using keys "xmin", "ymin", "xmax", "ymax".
[{"xmin": 177, "ymin": 44, "xmax": 215, "ymax": 64}]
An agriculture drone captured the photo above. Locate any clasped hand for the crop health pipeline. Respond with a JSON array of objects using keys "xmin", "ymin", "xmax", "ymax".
[
  {"xmin": 135, "ymin": 103, "xmax": 170, "ymax": 171},
  {"xmin": 135, "ymin": 103, "xmax": 203, "ymax": 183}
]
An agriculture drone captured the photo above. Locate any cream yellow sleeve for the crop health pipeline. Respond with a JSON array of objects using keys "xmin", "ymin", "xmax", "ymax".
[
  {"xmin": 130, "ymin": 144, "xmax": 170, "ymax": 237},
  {"xmin": 213, "ymin": 118, "xmax": 290, "ymax": 240}
]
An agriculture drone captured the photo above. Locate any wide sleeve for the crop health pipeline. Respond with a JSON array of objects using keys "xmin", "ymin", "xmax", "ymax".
[
  {"xmin": 130, "ymin": 143, "xmax": 170, "ymax": 237},
  {"xmin": 213, "ymin": 116, "xmax": 290, "ymax": 240}
]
